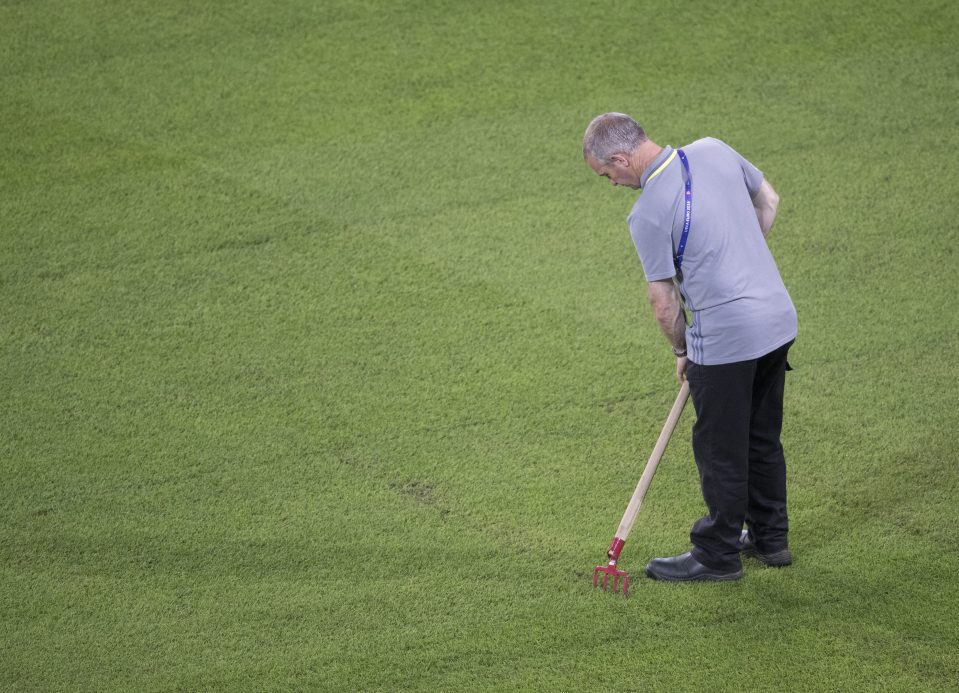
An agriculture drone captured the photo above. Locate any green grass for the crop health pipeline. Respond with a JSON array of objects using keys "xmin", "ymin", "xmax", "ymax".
[{"xmin": 2, "ymin": 0, "xmax": 958, "ymax": 690}]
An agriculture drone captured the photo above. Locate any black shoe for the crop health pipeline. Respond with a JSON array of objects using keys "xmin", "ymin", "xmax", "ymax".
[
  {"xmin": 645, "ymin": 552, "xmax": 743, "ymax": 582},
  {"xmin": 738, "ymin": 529, "xmax": 792, "ymax": 567}
]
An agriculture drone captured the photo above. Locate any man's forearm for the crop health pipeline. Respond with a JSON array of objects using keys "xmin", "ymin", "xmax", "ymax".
[
  {"xmin": 657, "ymin": 303, "xmax": 686, "ymax": 351},
  {"xmin": 753, "ymin": 179, "xmax": 780, "ymax": 237},
  {"xmin": 647, "ymin": 281, "xmax": 686, "ymax": 352},
  {"xmin": 755, "ymin": 201, "xmax": 778, "ymax": 236}
]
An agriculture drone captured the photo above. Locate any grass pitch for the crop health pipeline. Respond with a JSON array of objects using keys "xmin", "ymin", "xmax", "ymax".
[{"xmin": 2, "ymin": 0, "xmax": 958, "ymax": 690}]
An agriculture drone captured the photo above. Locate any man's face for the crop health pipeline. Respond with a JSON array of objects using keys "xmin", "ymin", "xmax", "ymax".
[{"xmin": 587, "ymin": 153, "xmax": 641, "ymax": 189}]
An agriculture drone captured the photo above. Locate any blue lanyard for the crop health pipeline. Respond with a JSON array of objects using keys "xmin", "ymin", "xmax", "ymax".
[{"xmin": 674, "ymin": 148, "xmax": 692, "ymax": 272}]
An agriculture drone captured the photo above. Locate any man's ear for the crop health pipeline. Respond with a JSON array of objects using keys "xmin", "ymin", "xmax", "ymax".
[{"xmin": 609, "ymin": 153, "xmax": 629, "ymax": 167}]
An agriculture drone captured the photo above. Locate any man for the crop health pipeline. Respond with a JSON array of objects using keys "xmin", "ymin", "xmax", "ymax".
[{"xmin": 583, "ymin": 112, "xmax": 797, "ymax": 582}]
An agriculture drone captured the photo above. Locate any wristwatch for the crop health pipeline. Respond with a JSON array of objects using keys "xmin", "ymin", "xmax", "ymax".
[{"xmin": 671, "ymin": 345, "xmax": 687, "ymax": 357}]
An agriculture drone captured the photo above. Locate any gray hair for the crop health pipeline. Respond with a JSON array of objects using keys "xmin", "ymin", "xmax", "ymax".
[{"xmin": 583, "ymin": 112, "xmax": 647, "ymax": 164}]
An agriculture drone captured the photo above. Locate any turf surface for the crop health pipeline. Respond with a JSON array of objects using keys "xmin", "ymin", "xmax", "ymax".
[{"xmin": 2, "ymin": 0, "xmax": 958, "ymax": 690}]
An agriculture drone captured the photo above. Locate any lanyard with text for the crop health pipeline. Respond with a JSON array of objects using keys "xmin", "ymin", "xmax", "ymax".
[{"xmin": 674, "ymin": 148, "xmax": 692, "ymax": 272}]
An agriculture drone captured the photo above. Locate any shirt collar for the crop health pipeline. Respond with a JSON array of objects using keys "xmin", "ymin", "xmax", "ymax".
[{"xmin": 639, "ymin": 145, "xmax": 675, "ymax": 189}]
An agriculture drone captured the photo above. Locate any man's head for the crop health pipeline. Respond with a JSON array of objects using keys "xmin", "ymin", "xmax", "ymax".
[{"xmin": 583, "ymin": 112, "xmax": 648, "ymax": 189}]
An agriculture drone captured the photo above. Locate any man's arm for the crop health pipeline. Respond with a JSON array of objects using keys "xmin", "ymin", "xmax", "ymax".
[
  {"xmin": 647, "ymin": 279, "xmax": 687, "ymax": 382},
  {"xmin": 752, "ymin": 179, "xmax": 780, "ymax": 237}
]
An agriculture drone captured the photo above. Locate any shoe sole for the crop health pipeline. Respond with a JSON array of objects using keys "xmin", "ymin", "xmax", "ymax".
[
  {"xmin": 645, "ymin": 568, "xmax": 743, "ymax": 582},
  {"xmin": 741, "ymin": 547, "xmax": 792, "ymax": 567}
]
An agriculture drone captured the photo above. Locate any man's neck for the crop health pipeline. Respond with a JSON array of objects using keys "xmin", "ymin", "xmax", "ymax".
[{"xmin": 631, "ymin": 140, "xmax": 664, "ymax": 181}]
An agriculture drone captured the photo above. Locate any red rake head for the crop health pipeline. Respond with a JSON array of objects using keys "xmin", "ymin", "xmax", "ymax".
[
  {"xmin": 593, "ymin": 562, "xmax": 630, "ymax": 596},
  {"xmin": 593, "ymin": 537, "xmax": 630, "ymax": 596}
]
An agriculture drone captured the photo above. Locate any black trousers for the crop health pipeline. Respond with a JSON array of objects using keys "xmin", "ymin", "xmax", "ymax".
[{"xmin": 685, "ymin": 341, "xmax": 793, "ymax": 571}]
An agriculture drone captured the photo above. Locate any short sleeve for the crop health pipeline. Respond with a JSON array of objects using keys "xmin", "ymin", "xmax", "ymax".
[
  {"xmin": 628, "ymin": 208, "xmax": 676, "ymax": 282},
  {"xmin": 739, "ymin": 155, "xmax": 764, "ymax": 197}
]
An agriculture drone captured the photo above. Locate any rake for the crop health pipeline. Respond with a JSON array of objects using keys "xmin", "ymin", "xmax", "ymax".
[{"xmin": 593, "ymin": 380, "xmax": 690, "ymax": 596}]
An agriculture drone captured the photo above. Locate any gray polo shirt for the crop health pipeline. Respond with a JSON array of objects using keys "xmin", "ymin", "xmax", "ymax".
[{"xmin": 628, "ymin": 137, "xmax": 797, "ymax": 365}]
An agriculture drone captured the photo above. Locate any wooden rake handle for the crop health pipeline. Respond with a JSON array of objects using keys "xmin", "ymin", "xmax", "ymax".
[{"xmin": 607, "ymin": 380, "xmax": 690, "ymax": 559}]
